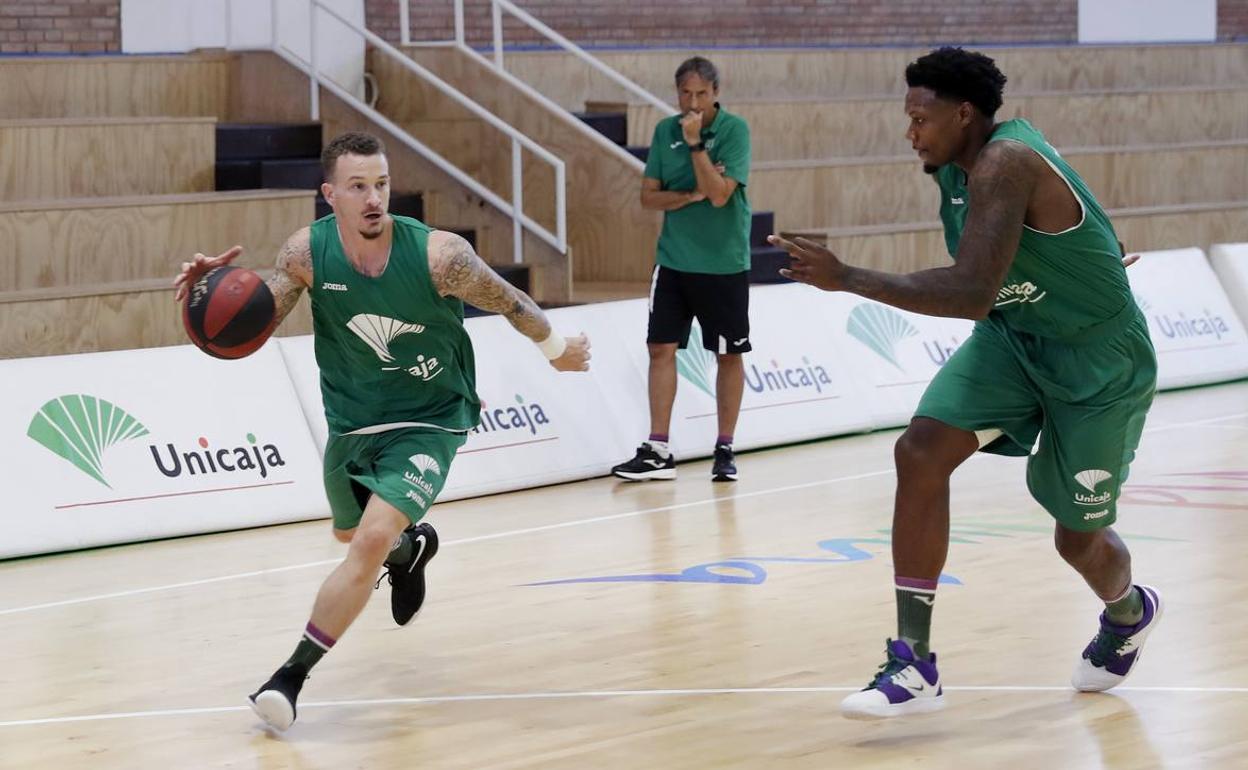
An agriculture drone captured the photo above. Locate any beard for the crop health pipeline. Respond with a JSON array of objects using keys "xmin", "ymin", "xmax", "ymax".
[
  {"xmin": 359, "ymin": 214, "xmax": 385, "ymax": 240},
  {"xmin": 923, "ymin": 164, "xmax": 939, "ymax": 175}
]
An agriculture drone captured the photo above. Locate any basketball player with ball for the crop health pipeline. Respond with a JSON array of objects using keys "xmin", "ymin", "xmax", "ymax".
[{"xmin": 173, "ymin": 131, "xmax": 591, "ymax": 731}]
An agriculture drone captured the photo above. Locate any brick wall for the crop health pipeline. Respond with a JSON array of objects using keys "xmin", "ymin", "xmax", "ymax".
[
  {"xmin": 0, "ymin": 0, "xmax": 120, "ymax": 54},
  {"xmin": 367, "ymin": 0, "xmax": 1081, "ymax": 48},
  {"xmin": 1221, "ymin": 0, "xmax": 1248, "ymax": 40}
]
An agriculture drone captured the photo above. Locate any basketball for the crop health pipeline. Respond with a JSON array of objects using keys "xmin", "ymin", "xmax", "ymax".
[{"xmin": 182, "ymin": 265, "xmax": 277, "ymax": 359}]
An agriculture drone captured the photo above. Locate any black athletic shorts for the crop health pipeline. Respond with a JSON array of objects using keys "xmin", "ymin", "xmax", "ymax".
[{"xmin": 646, "ymin": 265, "xmax": 751, "ymax": 354}]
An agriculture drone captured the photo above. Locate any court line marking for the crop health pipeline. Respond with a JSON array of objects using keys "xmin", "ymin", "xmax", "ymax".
[
  {"xmin": 3, "ymin": 409, "xmax": 1245, "ymax": 618},
  {"xmin": 2, "ymin": 684, "xmax": 1246, "ymax": 728},
  {"xmin": 0, "ymin": 468, "xmax": 896, "ymax": 616}
]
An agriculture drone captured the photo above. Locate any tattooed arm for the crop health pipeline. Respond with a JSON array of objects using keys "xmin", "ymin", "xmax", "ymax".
[
  {"xmin": 173, "ymin": 227, "xmax": 311, "ymax": 328},
  {"xmin": 267, "ymin": 227, "xmax": 312, "ymax": 326},
  {"xmin": 770, "ymin": 141, "xmax": 1039, "ymax": 320},
  {"xmin": 427, "ymin": 230, "xmax": 590, "ymax": 371}
]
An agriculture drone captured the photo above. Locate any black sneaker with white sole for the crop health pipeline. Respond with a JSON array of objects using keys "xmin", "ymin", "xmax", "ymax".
[
  {"xmin": 712, "ymin": 443, "xmax": 738, "ymax": 481},
  {"xmin": 383, "ymin": 522, "xmax": 439, "ymax": 627},
  {"xmin": 611, "ymin": 442, "xmax": 676, "ymax": 481},
  {"xmin": 248, "ymin": 663, "xmax": 307, "ymax": 731}
]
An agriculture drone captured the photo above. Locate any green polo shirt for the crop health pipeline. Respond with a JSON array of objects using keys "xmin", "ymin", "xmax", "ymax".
[{"xmin": 643, "ymin": 103, "xmax": 752, "ymax": 274}]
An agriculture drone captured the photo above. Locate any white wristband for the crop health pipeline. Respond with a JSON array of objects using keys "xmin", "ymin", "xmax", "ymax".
[{"xmin": 536, "ymin": 331, "xmax": 566, "ymax": 360}]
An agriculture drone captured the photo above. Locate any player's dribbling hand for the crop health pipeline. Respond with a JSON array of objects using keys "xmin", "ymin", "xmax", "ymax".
[
  {"xmin": 173, "ymin": 245, "xmax": 243, "ymax": 302},
  {"xmin": 768, "ymin": 234, "xmax": 849, "ymax": 291},
  {"xmin": 551, "ymin": 333, "xmax": 591, "ymax": 372}
]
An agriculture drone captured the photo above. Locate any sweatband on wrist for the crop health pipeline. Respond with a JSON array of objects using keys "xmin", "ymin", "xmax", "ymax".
[{"xmin": 537, "ymin": 332, "xmax": 566, "ymax": 360}]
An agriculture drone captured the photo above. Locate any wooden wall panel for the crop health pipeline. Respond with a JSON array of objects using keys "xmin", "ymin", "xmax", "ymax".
[
  {"xmin": 0, "ymin": 191, "xmax": 314, "ymax": 293},
  {"xmin": 751, "ymin": 143, "xmax": 1248, "ymax": 231},
  {"xmin": 0, "ymin": 118, "xmax": 216, "ymax": 200},
  {"xmin": 0, "ymin": 54, "xmax": 231, "ymax": 120},
  {"xmin": 0, "ymin": 286, "xmax": 313, "ymax": 360},
  {"xmin": 626, "ymin": 88, "xmax": 1248, "ymax": 161},
  {"xmin": 786, "ymin": 203, "xmax": 1248, "ymax": 276},
  {"xmin": 501, "ymin": 44, "xmax": 1248, "ymax": 108}
]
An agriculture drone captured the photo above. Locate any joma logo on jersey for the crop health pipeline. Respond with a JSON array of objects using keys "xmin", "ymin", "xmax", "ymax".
[
  {"xmin": 996, "ymin": 281, "xmax": 1047, "ymax": 306},
  {"xmin": 321, "ymin": 282, "xmax": 349, "ymax": 292}
]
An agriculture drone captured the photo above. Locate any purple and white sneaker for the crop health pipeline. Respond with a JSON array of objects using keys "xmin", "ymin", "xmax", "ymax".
[
  {"xmin": 1072, "ymin": 584, "xmax": 1164, "ymax": 692},
  {"xmin": 840, "ymin": 639, "xmax": 945, "ymax": 720}
]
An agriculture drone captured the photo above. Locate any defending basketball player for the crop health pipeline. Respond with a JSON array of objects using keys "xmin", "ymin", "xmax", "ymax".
[
  {"xmin": 173, "ymin": 131, "xmax": 591, "ymax": 731},
  {"xmin": 768, "ymin": 48, "xmax": 1162, "ymax": 719}
]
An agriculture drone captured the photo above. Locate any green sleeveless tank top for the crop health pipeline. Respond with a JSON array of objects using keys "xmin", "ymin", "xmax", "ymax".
[
  {"xmin": 936, "ymin": 118, "xmax": 1136, "ymax": 341},
  {"xmin": 309, "ymin": 214, "xmax": 480, "ymax": 435}
]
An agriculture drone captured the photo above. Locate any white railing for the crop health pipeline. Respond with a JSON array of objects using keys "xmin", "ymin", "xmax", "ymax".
[
  {"xmin": 271, "ymin": 0, "xmax": 567, "ymax": 263},
  {"xmin": 400, "ymin": 0, "xmax": 672, "ymax": 115},
  {"xmin": 483, "ymin": 0, "xmax": 672, "ymax": 115}
]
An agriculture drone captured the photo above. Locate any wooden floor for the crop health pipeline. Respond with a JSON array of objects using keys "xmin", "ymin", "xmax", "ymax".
[{"xmin": 2, "ymin": 381, "xmax": 1246, "ymax": 769}]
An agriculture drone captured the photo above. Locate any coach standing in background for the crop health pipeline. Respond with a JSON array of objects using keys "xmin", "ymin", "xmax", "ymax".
[{"xmin": 611, "ymin": 56, "xmax": 753, "ymax": 483}]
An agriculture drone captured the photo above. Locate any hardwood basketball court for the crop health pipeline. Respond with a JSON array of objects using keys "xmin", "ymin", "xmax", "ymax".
[{"xmin": 2, "ymin": 381, "xmax": 1245, "ymax": 768}]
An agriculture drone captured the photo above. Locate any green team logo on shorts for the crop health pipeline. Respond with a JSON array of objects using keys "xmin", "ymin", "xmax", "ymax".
[
  {"xmin": 403, "ymin": 453, "xmax": 442, "ymax": 508},
  {"xmin": 847, "ymin": 304, "xmax": 918, "ymax": 370},
  {"xmin": 27, "ymin": 395, "xmax": 149, "ymax": 488},
  {"xmin": 676, "ymin": 322, "xmax": 716, "ymax": 397},
  {"xmin": 1074, "ymin": 468, "xmax": 1113, "ymax": 509}
]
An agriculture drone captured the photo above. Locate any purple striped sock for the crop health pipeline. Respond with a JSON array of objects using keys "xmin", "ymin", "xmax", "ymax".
[
  {"xmin": 895, "ymin": 576, "xmax": 939, "ymax": 591},
  {"xmin": 716, "ymin": 434, "xmax": 733, "ymax": 446},
  {"xmin": 304, "ymin": 621, "xmax": 337, "ymax": 651},
  {"xmin": 648, "ymin": 433, "xmax": 669, "ymax": 443}
]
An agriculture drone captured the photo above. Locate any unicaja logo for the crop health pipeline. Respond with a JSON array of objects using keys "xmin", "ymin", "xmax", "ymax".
[
  {"xmin": 744, "ymin": 356, "xmax": 834, "ymax": 394},
  {"xmin": 27, "ymin": 395, "xmax": 149, "ymax": 488},
  {"xmin": 676, "ymin": 322, "xmax": 716, "ymax": 397},
  {"xmin": 403, "ymin": 454, "xmax": 441, "ymax": 502},
  {"xmin": 473, "ymin": 393, "xmax": 551, "ymax": 436},
  {"xmin": 149, "ymin": 433, "xmax": 286, "ymax": 479},
  {"xmin": 346, "ymin": 313, "xmax": 443, "ymax": 381},
  {"xmin": 1073, "ymin": 469, "xmax": 1113, "ymax": 506},
  {"xmin": 847, "ymin": 304, "xmax": 918, "ymax": 371},
  {"xmin": 347, "ymin": 313, "xmax": 426, "ymax": 363}
]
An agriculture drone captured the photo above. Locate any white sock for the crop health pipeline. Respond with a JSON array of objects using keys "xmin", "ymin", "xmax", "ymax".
[{"xmin": 647, "ymin": 440, "xmax": 671, "ymax": 457}]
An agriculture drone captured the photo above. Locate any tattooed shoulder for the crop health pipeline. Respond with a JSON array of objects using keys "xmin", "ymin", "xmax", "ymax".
[{"xmin": 428, "ymin": 230, "xmax": 481, "ymax": 297}]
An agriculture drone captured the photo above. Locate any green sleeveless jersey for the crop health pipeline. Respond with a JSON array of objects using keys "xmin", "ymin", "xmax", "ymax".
[
  {"xmin": 936, "ymin": 119, "xmax": 1136, "ymax": 340},
  {"xmin": 309, "ymin": 214, "xmax": 480, "ymax": 435}
]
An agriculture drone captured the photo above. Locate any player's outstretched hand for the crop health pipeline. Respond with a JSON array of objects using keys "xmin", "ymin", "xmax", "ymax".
[
  {"xmin": 174, "ymin": 245, "xmax": 243, "ymax": 302},
  {"xmin": 769, "ymin": 234, "xmax": 848, "ymax": 291},
  {"xmin": 551, "ymin": 333, "xmax": 591, "ymax": 372}
]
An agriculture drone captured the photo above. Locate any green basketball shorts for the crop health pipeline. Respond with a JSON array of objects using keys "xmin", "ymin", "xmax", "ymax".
[
  {"xmin": 915, "ymin": 309, "xmax": 1156, "ymax": 531},
  {"xmin": 322, "ymin": 427, "xmax": 467, "ymax": 530}
]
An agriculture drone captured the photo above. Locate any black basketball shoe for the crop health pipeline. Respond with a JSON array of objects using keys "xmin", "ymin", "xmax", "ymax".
[
  {"xmin": 712, "ymin": 443, "xmax": 738, "ymax": 482},
  {"xmin": 247, "ymin": 663, "xmax": 307, "ymax": 731},
  {"xmin": 611, "ymin": 442, "xmax": 676, "ymax": 481},
  {"xmin": 383, "ymin": 522, "xmax": 439, "ymax": 627}
]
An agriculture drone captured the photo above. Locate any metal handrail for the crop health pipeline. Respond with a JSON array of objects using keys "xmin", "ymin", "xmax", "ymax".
[
  {"xmin": 482, "ymin": 0, "xmax": 673, "ymax": 116},
  {"xmin": 277, "ymin": 0, "xmax": 568, "ymax": 262}
]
